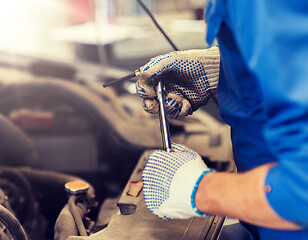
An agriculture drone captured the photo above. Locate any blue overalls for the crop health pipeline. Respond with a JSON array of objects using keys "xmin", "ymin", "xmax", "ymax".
[{"xmin": 205, "ymin": 1, "xmax": 308, "ymax": 239}]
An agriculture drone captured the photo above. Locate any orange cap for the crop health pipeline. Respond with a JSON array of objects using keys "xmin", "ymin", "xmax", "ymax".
[{"xmin": 65, "ymin": 181, "xmax": 89, "ymax": 195}]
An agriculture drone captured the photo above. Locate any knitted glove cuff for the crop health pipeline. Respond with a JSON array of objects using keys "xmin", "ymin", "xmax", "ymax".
[{"xmin": 191, "ymin": 169, "xmax": 214, "ymax": 216}]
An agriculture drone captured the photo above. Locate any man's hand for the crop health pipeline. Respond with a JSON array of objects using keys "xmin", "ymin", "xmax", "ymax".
[
  {"xmin": 142, "ymin": 143, "xmax": 213, "ymax": 220},
  {"xmin": 136, "ymin": 47, "xmax": 220, "ymax": 119}
]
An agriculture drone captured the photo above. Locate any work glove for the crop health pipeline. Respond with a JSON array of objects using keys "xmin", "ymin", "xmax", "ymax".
[
  {"xmin": 136, "ymin": 46, "xmax": 220, "ymax": 119},
  {"xmin": 142, "ymin": 143, "xmax": 213, "ymax": 220}
]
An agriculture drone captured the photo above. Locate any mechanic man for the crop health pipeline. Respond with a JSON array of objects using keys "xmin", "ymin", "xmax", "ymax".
[{"xmin": 135, "ymin": 1, "xmax": 308, "ymax": 239}]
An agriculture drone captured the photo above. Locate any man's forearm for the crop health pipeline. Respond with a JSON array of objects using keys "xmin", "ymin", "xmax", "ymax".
[{"xmin": 195, "ymin": 163, "xmax": 300, "ymax": 230}]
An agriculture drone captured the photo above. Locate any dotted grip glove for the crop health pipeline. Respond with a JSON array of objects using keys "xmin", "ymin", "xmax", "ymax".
[
  {"xmin": 136, "ymin": 46, "xmax": 220, "ymax": 119},
  {"xmin": 142, "ymin": 143, "xmax": 213, "ymax": 220}
]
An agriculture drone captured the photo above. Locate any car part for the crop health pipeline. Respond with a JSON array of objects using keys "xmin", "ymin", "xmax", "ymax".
[
  {"xmin": 56, "ymin": 151, "xmax": 225, "ymax": 240},
  {"xmin": 0, "ymin": 113, "xmax": 40, "ymax": 168},
  {"xmin": 0, "ymin": 204, "xmax": 28, "ymax": 240},
  {"xmin": 0, "ymin": 166, "xmax": 96, "ymax": 240}
]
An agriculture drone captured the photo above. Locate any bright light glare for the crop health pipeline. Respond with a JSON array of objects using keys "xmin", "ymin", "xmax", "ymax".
[{"xmin": 0, "ymin": 0, "xmax": 72, "ymax": 59}]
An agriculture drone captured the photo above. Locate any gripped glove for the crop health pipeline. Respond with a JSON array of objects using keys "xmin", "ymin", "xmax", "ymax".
[
  {"xmin": 136, "ymin": 46, "xmax": 220, "ymax": 119},
  {"xmin": 142, "ymin": 143, "xmax": 213, "ymax": 220}
]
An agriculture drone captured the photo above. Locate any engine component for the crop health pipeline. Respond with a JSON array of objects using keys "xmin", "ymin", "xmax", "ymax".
[
  {"xmin": 59, "ymin": 151, "xmax": 226, "ymax": 240},
  {"xmin": 0, "ymin": 114, "xmax": 40, "ymax": 168},
  {"xmin": 65, "ymin": 181, "xmax": 92, "ymax": 236},
  {"xmin": 0, "ymin": 166, "xmax": 96, "ymax": 240},
  {"xmin": 0, "ymin": 204, "xmax": 28, "ymax": 240},
  {"xmin": 55, "ymin": 180, "xmax": 96, "ymax": 240},
  {"xmin": 65, "ymin": 181, "xmax": 90, "ymax": 196}
]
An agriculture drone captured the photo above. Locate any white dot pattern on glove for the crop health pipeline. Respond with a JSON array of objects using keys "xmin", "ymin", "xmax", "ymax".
[{"xmin": 142, "ymin": 145, "xmax": 198, "ymax": 218}]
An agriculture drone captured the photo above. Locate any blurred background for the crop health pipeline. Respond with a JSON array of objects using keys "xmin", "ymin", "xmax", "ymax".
[
  {"xmin": 0, "ymin": 1, "xmax": 231, "ymax": 240},
  {"xmin": 0, "ymin": 0, "xmax": 208, "ymax": 66}
]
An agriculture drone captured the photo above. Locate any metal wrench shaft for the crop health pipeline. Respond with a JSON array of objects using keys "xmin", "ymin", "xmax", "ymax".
[
  {"xmin": 103, "ymin": 71, "xmax": 172, "ymax": 152},
  {"xmin": 156, "ymin": 80, "xmax": 172, "ymax": 152}
]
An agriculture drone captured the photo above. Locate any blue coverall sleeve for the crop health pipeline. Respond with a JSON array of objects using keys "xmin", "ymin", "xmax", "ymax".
[{"xmin": 229, "ymin": 1, "xmax": 308, "ymax": 226}]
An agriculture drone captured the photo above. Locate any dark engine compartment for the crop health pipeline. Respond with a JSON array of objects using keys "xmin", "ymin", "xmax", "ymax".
[{"xmin": 0, "ymin": 55, "xmax": 233, "ymax": 240}]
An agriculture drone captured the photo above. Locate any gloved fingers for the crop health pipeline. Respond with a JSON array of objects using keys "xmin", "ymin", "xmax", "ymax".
[
  {"xmin": 180, "ymin": 99, "xmax": 193, "ymax": 117},
  {"xmin": 171, "ymin": 142, "xmax": 193, "ymax": 152},
  {"xmin": 169, "ymin": 99, "xmax": 192, "ymax": 119},
  {"xmin": 142, "ymin": 97, "xmax": 191, "ymax": 118},
  {"xmin": 147, "ymin": 145, "xmax": 186, "ymax": 161},
  {"xmin": 142, "ymin": 98, "xmax": 159, "ymax": 114},
  {"xmin": 171, "ymin": 143, "xmax": 189, "ymax": 152},
  {"xmin": 136, "ymin": 79, "xmax": 156, "ymax": 98},
  {"xmin": 165, "ymin": 93, "xmax": 192, "ymax": 119},
  {"xmin": 165, "ymin": 93, "xmax": 181, "ymax": 113},
  {"xmin": 139, "ymin": 89, "xmax": 192, "ymax": 118}
]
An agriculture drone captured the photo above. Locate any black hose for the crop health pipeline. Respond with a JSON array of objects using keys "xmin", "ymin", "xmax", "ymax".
[
  {"xmin": 0, "ymin": 204, "xmax": 28, "ymax": 240},
  {"xmin": 0, "ymin": 167, "xmax": 96, "ymax": 239},
  {"xmin": 68, "ymin": 196, "xmax": 88, "ymax": 236},
  {"xmin": 0, "ymin": 114, "xmax": 41, "ymax": 168},
  {"xmin": 0, "ymin": 167, "xmax": 37, "ymax": 224},
  {"xmin": 55, "ymin": 195, "xmax": 90, "ymax": 240},
  {"xmin": 0, "ymin": 188, "xmax": 12, "ymax": 211},
  {"xmin": 18, "ymin": 167, "xmax": 96, "ymax": 204},
  {"xmin": 54, "ymin": 205, "xmax": 78, "ymax": 240},
  {"xmin": 49, "ymin": 171, "xmax": 97, "ymax": 239}
]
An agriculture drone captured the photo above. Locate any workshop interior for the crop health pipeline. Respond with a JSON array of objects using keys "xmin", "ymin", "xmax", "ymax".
[{"xmin": 0, "ymin": 1, "xmax": 235, "ymax": 240}]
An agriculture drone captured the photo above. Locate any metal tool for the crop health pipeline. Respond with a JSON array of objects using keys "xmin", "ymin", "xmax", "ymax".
[
  {"xmin": 156, "ymin": 79, "xmax": 172, "ymax": 152},
  {"xmin": 103, "ymin": 72, "xmax": 172, "ymax": 152},
  {"xmin": 103, "ymin": 72, "xmax": 137, "ymax": 88}
]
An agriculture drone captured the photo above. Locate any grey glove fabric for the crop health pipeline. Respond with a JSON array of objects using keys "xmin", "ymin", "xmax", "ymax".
[
  {"xmin": 142, "ymin": 143, "xmax": 213, "ymax": 220},
  {"xmin": 136, "ymin": 47, "xmax": 220, "ymax": 119}
]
